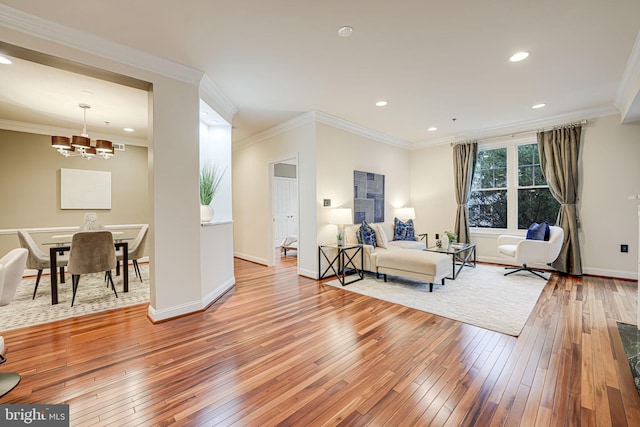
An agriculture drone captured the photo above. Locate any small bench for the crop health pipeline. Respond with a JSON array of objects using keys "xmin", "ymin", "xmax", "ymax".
[{"xmin": 375, "ymin": 250, "xmax": 452, "ymax": 292}]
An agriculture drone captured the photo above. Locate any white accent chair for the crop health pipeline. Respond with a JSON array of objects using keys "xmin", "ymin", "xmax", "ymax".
[
  {"xmin": 0, "ymin": 248, "xmax": 28, "ymax": 306},
  {"xmin": 497, "ymin": 225, "xmax": 564, "ymax": 279},
  {"xmin": 0, "ymin": 335, "xmax": 21, "ymax": 397}
]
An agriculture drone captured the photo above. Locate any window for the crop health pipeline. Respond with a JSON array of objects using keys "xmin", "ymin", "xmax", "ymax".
[
  {"xmin": 516, "ymin": 144, "xmax": 560, "ymax": 229},
  {"xmin": 469, "ymin": 147, "xmax": 507, "ymax": 228},
  {"xmin": 469, "ymin": 142, "xmax": 560, "ymax": 230}
]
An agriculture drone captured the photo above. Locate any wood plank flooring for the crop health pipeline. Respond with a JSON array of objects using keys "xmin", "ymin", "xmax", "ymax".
[{"xmin": 1, "ymin": 256, "xmax": 639, "ymax": 426}]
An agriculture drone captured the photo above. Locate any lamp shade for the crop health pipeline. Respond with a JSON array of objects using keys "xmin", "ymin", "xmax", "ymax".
[
  {"xmin": 72, "ymin": 135, "xmax": 90, "ymax": 148},
  {"xmin": 51, "ymin": 136, "xmax": 71, "ymax": 149},
  {"xmin": 396, "ymin": 207, "xmax": 416, "ymax": 220},
  {"xmin": 96, "ymin": 140, "xmax": 113, "ymax": 153},
  {"xmin": 330, "ymin": 208, "xmax": 352, "ymax": 225}
]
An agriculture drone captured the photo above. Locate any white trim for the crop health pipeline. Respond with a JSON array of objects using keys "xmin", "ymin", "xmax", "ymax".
[
  {"xmin": 615, "ymin": 29, "xmax": 640, "ymax": 123},
  {"xmin": 234, "ymin": 112, "xmax": 316, "ymax": 150},
  {"xmin": 199, "ymin": 75, "xmax": 237, "ymax": 125},
  {"xmin": 202, "ymin": 277, "xmax": 236, "ymax": 308},
  {"xmin": 298, "ymin": 268, "xmax": 318, "ymax": 279},
  {"xmin": 410, "ymin": 106, "xmax": 620, "ymax": 150},
  {"xmin": 200, "ymin": 220, "xmax": 234, "ymax": 227},
  {"xmin": 148, "ymin": 300, "xmax": 203, "ymax": 323},
  {"xmin": 233, "ymin": 252, "xmax": 269, "ymax": 266},
  {"xmin": 0, "ymin": 119, "xmax": 148, "ymax": 146},
  {"xmin": 0, "ymin": 4, "xmax": 203, "ymax": 85},
  {"xmin": 234, "ymin": 110, "xmax": 412, "ymax": 151},
  {"xmin": 314, "ymin": 111, "xmax": 411, "ymax": 149}
]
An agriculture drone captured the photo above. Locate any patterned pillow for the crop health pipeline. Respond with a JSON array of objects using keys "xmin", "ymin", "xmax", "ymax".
[
  {"xmin": 393, "ymin": 217, "xmax": 415, "ymax": 241},
  {"xmin": 356, "ymin": 221, "xmax": 377, "ymax": 247}
]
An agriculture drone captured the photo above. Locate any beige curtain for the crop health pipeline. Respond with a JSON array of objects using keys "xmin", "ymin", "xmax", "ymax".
[
  {"xmin": 453, "ymin": 141, "xmax": 478, "ymax": 244},
  {"xmin": 537, "ymin": 126, "xmax": 582, "ymax": 275}
]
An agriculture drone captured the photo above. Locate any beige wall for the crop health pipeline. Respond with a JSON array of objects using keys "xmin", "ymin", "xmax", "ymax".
[
  {"xmin": 316, "ymin": 123, "xmax": 412, "ymax": 245},
  {"xmin": 0, "ymin": 129, "xmax": 148, "ymax": 254},
  {"xmin": 233, "ymin": 120, "xmax": 317, "ymax": 277},
  {"xmin": 410, "ymin": 115, "xmax": 640, "ymax": 279}
]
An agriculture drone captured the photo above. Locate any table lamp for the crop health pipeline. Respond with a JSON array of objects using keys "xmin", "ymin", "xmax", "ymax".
[{"xmin": 330, "ymin": 208, "xmax": 352, "ymax": 246}]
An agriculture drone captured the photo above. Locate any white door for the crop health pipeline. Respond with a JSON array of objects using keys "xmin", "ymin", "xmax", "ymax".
[{"xmin": 273, "ymin": 177, "xmax": 297, "ymax": 247}]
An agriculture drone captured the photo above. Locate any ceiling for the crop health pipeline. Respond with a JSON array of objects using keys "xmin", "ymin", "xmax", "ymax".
[{"xmin": 1, "ymin": 0, "xmax": 639, "ymax": 146}]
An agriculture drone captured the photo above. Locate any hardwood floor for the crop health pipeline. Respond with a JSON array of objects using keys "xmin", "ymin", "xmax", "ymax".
[{"xmin": 1, "ymin": 256, "xmax": 639, "ymax": 426}]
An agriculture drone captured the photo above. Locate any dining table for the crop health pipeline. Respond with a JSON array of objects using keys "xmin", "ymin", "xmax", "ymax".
[{"xmin": 47, "ymin": 240, "xmax": 129, "ymax": 305}]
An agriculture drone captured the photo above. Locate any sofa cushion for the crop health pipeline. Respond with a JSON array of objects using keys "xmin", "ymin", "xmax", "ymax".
[
  {"xmin": 393, "ymin": 217, "xmax": 415, "ymax": 241},
  {"xmin": 387, "ymin": 240, "xmax": 425, "ymax": 250},
  {"xmin": 357, "ymin": 221, "xmax": 377, "ymax": 247},
  {"xmin": 344, "ymin": 226, "xmax": 358, "ymax": 246},
  {"xmin": 374, "ymin": 224, "xmax": 388, "ymax": 248}
]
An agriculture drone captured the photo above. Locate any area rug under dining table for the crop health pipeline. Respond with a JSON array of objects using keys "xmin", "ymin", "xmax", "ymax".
[
  {"xmin": 324, "ymin": 263, "xmax": 549, "ymax": 336},
  {"xmin": 0, "ymin": 264, "xmax": 150, "ymax": 333}
]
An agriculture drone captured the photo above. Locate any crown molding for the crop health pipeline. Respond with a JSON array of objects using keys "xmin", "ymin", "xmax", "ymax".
[
  {"xmin": 234, "ymin": 110, "xmax": 413, "ymax": 151},
  {"xmin": 615, "ymin": 29, "xmax": 640, "ymax": 123},
  {"xmin": 0, "ymin": 4, "xmax": 203, "ymax": 85},
  {"xmin": 410, "ymin": 105, "xmax": 621, "ymax": 150},
  {"xmin": 313, "ymin": 111, "xmax": 411, "ymax": 149},
  {"xmin": 234, "ymin": 112, "xmax": 316, "ymax": 151},
  {"xmin": 0, "ymin": 119, "xmax": 148, "ymax": 147},
  {"xmin": 199, "ymin": 75, "xmax": 237, "ymax": 124}
]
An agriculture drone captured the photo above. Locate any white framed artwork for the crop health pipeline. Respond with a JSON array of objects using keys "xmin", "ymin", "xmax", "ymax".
[{"xmin": 60, "ymin": 168, "xmax": 112, "ymax": 209}]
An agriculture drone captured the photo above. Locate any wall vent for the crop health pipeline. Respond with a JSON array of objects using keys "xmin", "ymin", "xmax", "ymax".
[{"xmin": 113, "ymin": 142, "xmax": 126, "ymax": 151}]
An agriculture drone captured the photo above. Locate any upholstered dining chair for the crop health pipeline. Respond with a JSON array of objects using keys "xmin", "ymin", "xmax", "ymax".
[
  {"xmin": 116, "ymin": 224, "xmax": 148, "ymax": 282},
  {"xmin": 17, "ymin": 229, "xmax": 68, "ymax": 299},
  {"xmin": 0, "ymin": 248, "xmax": 28, "ymax": 306},
  {"xmin": 497, "ymin": 225, "xmax": 564, "ymax": 279},
  {"xmin": 67, "ymin": 231, "xmax": 118, "ymax": 307}
]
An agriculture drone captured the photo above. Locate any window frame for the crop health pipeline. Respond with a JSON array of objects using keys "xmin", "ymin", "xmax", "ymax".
[{"xmin": 470, "ymin": 136, "xmax": 557, "ymax": 236}]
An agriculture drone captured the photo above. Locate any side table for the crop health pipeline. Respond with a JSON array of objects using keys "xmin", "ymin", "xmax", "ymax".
[
  {"xmin": 318, "ymin": 244, "xmax": 364, "ymax": 286},
  {"xmin": 424, "ymin": 243, "xmax": 476, "ymax": 279}
]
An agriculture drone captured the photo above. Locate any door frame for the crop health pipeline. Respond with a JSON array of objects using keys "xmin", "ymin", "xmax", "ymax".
[{"xmin": 267, "ymin": 155, "xmax": 299, "ymax": 268}]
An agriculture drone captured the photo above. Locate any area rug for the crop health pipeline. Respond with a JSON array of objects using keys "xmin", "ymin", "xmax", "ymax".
[
  {"xmin": 325, "ymin": 263, "xmax": 547, "ymax": 336},
  {"xmin": 0, "ymin": 265, "xmax": 150, "ymax": 333}
]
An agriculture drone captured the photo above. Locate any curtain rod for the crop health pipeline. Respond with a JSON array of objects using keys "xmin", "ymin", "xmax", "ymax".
[{"xmin": 451, "ymin": 119, "xmax": 587, "ymax": 146}]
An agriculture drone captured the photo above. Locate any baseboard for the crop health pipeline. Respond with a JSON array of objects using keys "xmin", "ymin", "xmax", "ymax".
[
  {"xmin": 299, "ymin": 268, "xmax": 318, "ymax": 279},
  {"xmin": 479, "ymin": 255, "xmax": 638, "ymax": 280},
  {"xmin": 233, "ymin": 252, "xmax": 269, "ymax": 266},
  {"xmin": 202, "ymin": 277, "xmax": 236, "ymax": 307},
  {"xmin": 147, "ymin": 300, "xmax": 204, "ymax": 323}
]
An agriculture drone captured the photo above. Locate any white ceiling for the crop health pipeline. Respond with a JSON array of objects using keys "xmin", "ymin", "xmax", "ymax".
[{"xmin": 1, "ymin": 0, "xmax": 639, "ymax": 146}]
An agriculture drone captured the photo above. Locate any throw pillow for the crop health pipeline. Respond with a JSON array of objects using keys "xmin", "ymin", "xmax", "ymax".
[
  {"xmin": 374, "ymin": 224, "xmax": 388, "ymax": 248},
  {"xmin": 393, "ymin": 217, "xmax": 416, "ymax": 241},
  {"xmin": 526, "ymin": 222, "xmax": 550, "ymax": 241},
  {"xmin": 357, "ymin": 221, "xmax": 377, "ymax": 247}
]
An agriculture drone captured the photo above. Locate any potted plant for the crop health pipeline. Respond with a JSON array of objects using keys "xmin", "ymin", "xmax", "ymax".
[
  {"xmin": 200, "ymin": 163, "xmax": 225, "ymax": 222},
  {"xmin": 444, "ymin": 230, "xmax": 458, "ymax": 248}
]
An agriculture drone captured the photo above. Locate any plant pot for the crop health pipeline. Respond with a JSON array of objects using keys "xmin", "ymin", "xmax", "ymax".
[{"xmin": 200, "ymin": 204, "xmax": 214, "ymax": 222}]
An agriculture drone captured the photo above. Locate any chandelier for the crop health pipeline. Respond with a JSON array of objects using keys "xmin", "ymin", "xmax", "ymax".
[{"xmin": 51, "ymin": 104, "xmax": 115, "ymax": 159}]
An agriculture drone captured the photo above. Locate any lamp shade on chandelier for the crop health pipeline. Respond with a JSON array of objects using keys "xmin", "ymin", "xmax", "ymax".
[{"xmin": 51, "ymin": 104, "xmax": 115, "ymax": 159}]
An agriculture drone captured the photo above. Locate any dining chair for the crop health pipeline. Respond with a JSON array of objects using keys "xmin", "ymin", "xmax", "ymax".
[
  {"xmin": 116, "ymin": 224, "xmax": 148, "ymax": 282},
  {"xmin": 17, "ymin": 229, "xmax": 68, "ymax": 299},
  {"xmin": 0, "ymin": 248, "xmax": 28, "ymax": 306},
  {"xmin": 67, "ymin": 231, "xmax": 118, "ymax": 307}
]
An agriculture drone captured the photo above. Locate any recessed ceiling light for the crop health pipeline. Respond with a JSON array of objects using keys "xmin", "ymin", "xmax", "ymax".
[
  {"xmin": 0, "ymin": 56, "xmax": 12, "ymax": 65},
  {"xmin": 338, "ymin": 26, "xmax": 353, "ymax": 38},
  {"xmin": 532, "ymin": 103, "xmax": 546, "ymax": 109},
  {"xmin": 428, "ymin": 127, "xmax": 437, "ymax": 132},
  {"xmin": 123, "ymin": 127, "xmax": 134, "ymax": 132},
  {"xmin": 509, "ymin": 51, "xmax": 530, "ymax": 62},
  {"xmin": 375, "ymin": 100, "xmax": 388, "ymax": 107}
]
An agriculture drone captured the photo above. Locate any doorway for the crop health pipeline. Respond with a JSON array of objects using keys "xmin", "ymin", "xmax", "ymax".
[{"xmin": 271, "ymin": 158, "xmax": 299, "ymax": 266}]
